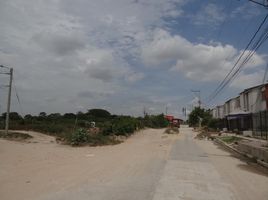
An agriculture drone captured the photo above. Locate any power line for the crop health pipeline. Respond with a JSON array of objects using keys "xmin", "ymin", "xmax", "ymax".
[
  {"xmin": 206, "ymin": 13, "xmax": 268, "ymax": 103},
  {"xmin": 250, "ymin": 62, "xmax": 268, "ymax": 108},
  {"xmin": 209, "ymin": 26, "xmax": 268, "ymax": 102},
  {"xmin": 249, "ymin": 0, "xmax": 268, "ymax": 8},
  {"xmin": 13, "ymin": 77, "xmax": 24, "ymax": 116}
]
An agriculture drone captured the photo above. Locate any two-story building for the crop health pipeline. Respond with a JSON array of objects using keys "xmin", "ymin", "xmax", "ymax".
[
  {"xmin": 240, "ymin": 84, "xmax": 268, "ymax": 139},
  {"xmin": 211, "ymin": 83, "xmax": 268, "ymax": 139}
]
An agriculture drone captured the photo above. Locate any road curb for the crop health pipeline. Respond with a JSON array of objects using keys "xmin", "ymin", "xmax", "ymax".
[{"xmin": 214, "ymin": 138, "xmax": 268, "ymax": 169}]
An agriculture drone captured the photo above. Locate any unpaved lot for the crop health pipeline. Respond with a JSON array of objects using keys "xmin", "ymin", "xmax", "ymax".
[{"xmin": 0, "ymin": 129, "xmax": 177, "ymax": 200}]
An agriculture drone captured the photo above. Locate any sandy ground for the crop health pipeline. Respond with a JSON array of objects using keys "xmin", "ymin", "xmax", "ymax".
[
  {"xmin": 0, "ymin": 127, "xmax": 267, "ymax": 200},
  {"xmin": 0, "ymin": 129, "xmax": 177, "ymax": 200}
]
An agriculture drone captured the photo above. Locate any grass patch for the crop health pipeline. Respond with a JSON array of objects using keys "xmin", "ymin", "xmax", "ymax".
[
  {"xmin": 220, "ymin": 136, "xmax": 242, "ymax": 144},
  {"xmin": 0, "ymin": 131, "xmax": 33, "ymax": 140}
]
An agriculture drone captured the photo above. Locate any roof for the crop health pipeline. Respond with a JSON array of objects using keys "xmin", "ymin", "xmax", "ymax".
[
  {"xmin": 240, "ymin": 83, "xmax": 268, "ymax": 94},
  {"xmin": 225, "ymin": 95, "xmax": 240, "ymax": 103}
]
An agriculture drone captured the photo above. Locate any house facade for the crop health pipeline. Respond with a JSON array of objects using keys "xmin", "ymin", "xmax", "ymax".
[
  {"xmin": 212, "ymin": 105, "xmax": 224, "ymax": 119},
  {"xmin": 211, "ymin": 83, "xmax": 268, "ymax": 139}
]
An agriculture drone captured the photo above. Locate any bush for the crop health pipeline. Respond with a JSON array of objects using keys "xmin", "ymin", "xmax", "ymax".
[
  {"xmin": 207, "ymin": 118, "xmax": 220, "ymax": 130},
  {"xmin": 143, "ymin": 114, "xmax": 169, "ymax": 128},
  {"xmin": 71, "ymin": 128, "xmax": 89, "ymax": 146},
  {"xmin": 112, "ymin": 117, "xmax": 137, "ymax": 136}
]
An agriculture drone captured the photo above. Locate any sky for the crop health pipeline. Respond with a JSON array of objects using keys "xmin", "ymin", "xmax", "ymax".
[{"xmin": 0, "ymin": 0, "xmax": 267, "ymax": 118}]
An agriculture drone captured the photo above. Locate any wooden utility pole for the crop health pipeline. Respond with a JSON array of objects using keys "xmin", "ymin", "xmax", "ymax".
[{"xmin": 5, "ymin": 68, "xmax": 13, "ymax": 135}]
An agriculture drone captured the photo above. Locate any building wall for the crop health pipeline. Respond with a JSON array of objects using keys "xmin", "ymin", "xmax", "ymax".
[
  {"xmin": 212, "ymin": 84, "xmax": 268, "ymax": 118},
  {"xmin": 245, "ymin": 87, "xmax": 266, "ymax": 113},
  {"xmin": 217, "ymin": 105, "xmax": 224, "ymax": 119},
  {"xmin": 212, "ymin": 108, "xmax": 217, "ymax": 119}
]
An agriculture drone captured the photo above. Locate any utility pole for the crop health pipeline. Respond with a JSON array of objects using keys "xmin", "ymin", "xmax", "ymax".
[
  {"xmin": 165, "ymin": 106, "xmax": 168, "ymax": 115},
  {"xmin": 5, "ymin": 68, "xmax": 13, "ymax": 135},
  {"xmin": 143, "ymin": 106, "xmax": 147, "ymax": 117},
  {"xmin": 191, "ymin": 90, "xmax": 201, "ymax": 108},
  {"xmin": 0, "ymin": 65, "xmax": 13, "ymax": 135}
]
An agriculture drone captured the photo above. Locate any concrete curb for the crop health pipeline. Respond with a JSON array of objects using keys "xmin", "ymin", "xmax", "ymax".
[{"xmin": 214, "ymin": 138, "xmax": 268, "ymax": 169}]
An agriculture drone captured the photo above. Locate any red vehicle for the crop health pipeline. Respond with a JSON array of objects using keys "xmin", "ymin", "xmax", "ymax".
[{"xmin": 165, "ymin": 115, "xmax": 182, "ymax": 128}]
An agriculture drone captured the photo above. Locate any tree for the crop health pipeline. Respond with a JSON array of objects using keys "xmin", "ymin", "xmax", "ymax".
[
  {"xmin": 47, "ymin": 113, "xmax": 61, "ymax": 121},
  {"xmin": 188, "ymin": 107, "xmax": 205, "ymax": 127},
  {"xmin": 87, "ymin": 109, "xmax": 111, "ymax": 118},
  {"xmin": 2, "ymin": 112, "xmax": 23, "ymax": 120},
  {"xmin": 63, "ymin": 113, "xmax": 76, "ymax": 119},
  {"xmin": 39, "ymin": 112, "xmax": 47, "ymax": 117},
  {"xmin": 24, "ymin": 114, "xmax": 33, "ymax": 120},
  {"xmin": 188, "ymin": 107, "xmax": 213, "ymax": 127}
]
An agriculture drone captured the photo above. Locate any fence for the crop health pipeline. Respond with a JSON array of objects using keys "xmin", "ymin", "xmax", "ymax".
[{"xmin": 252, "ymin": 111, "xmax": 268, "ymax": 140}]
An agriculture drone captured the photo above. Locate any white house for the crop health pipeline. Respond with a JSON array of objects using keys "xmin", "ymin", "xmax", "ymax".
[
  {"xmin": 212, "ymin": 105, "xmax": 224, "ymax": 119},
  {"xmin": 240, "ymin": 84, "xmax": 267, "ymax": 113},
  {"xmin": 211, "ymin": 83, "xmax": 268, "ymax": 137}
]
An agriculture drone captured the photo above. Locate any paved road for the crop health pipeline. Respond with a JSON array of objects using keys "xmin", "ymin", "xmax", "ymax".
[
  {"xmin": 153, "ymin": 126, "xmax": 268, "ymax": 200},
  {"xmin": 0, "ymin": 127, "xmax": 267, "ymax": 200}
]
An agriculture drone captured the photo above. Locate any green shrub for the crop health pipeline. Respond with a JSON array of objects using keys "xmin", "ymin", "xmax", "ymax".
[
  {"xmin": 71, "ymin": 128, "xmax": 89, "ymax": 146},
  {"xmin": 112, "ymin": 117, "xmax": 137, "ymax": 136}
]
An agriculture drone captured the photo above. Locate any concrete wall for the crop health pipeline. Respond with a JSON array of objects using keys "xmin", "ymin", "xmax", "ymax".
[{"xmin": 237, "ymin": 141, "xmax": 268, "ymax": 163}]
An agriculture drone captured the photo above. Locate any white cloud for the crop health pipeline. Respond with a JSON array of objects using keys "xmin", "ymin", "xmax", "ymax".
[
  {"xmin": 230, "ymin": 70, "xmax": 264, "ymax": 89},
  {"xmin": 190, "ymin": 3, "xmax": 226, "ymax": 26},
  {"xmin": 231, "ymin": 3, "xmax": 262, "ymax": 19},
  {"xmin": 142, "ymin": 29, "xmax": 266, "ymax": 82},
  {"xmin": 0, "ymin": 0, "xmax": 265, "ymax": 115}
]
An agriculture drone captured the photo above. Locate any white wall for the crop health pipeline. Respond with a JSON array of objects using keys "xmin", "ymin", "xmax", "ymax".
[
  {"xmin": 244, "ymin": 86, "xmax": 266, "ymax": 113},
  {"xmin": 217, "ymin": 105, "xmax": 224, "ymax": 119}
]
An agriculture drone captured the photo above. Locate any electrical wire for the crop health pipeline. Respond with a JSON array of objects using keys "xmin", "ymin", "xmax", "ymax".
[
  {"xmin": 12, "ymin": 77, "xmax": 24, "ymax": 116},
  {"xmin": 248, "ymin": 62, "xmax": 268, "ymax": 108},
  {"xmin": 206, "ymin": 13, "xmax": 268, "ymax": 103},
  {"xmin": 209, "ymin": 27, "xmax": 268, "ymax": 101}
]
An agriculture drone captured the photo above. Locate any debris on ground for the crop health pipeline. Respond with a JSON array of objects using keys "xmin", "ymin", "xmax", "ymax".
[
  {"xmin": 164, "ymin": 127, "xmax": 179, "ymax": 134},
  {"xmin": 195, "ymin": 129, "xmax": 218, "ymax": 140}
]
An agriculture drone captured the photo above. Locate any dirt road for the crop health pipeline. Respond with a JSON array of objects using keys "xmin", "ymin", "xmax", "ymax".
[
  {"xmin": 0, "ymin": 129, "xmax": 177, "ymax": 200},
  {"xmin": 0, "ymin": 127, "xmax": 267, "ymax": 200}
]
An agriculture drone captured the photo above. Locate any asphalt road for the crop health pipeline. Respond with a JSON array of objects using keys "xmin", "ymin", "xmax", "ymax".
[{"xmin": 0, "ymin": 127, "xmax": 267, "ymax": 200}]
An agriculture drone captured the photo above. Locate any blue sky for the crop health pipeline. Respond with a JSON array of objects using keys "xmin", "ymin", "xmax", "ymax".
[{"xmin": 0, "ymin": 0, "xmax": 267, "ymax": 118}]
